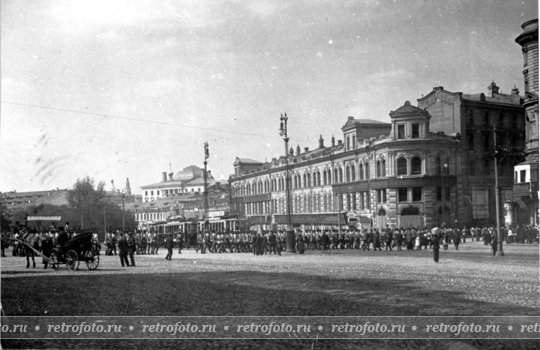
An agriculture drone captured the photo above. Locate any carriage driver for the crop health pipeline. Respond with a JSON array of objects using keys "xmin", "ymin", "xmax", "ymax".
[{"xmin": 54, "ymin": 227, "xmax": 70, "ymax": 259}]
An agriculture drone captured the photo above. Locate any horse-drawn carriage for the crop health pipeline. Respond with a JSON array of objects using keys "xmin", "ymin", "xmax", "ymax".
[{"xmin": 50, "ymin": 232, "xmax": 99, "ymax": 270}]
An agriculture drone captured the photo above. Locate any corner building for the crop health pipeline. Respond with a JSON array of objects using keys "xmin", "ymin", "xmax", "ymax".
[
  {"xmin": 230, "ymin": 101, "xmax": 460, "ymax": 230},
  {"xmin": 418, "ymin": 83, "xmax": 525, "ymax": 227},
  {"xmin": 513, "ymin": 18, "xmax": 539, "ymax": 225}
]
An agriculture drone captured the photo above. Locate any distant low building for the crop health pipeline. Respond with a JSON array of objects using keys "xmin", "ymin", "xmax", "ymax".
[
  {"xmin": 130, "ymin": 183, "xmax": 230, "ymax": 232},
  {"xmin": 0, "ymin": 189, "xmax": 70, "ymax": 210}
]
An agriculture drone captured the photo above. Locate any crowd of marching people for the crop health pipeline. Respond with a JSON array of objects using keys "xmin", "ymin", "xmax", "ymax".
[
  {"xmin": 1, "ymin": 222, "xmax": 538, "ymax": 267},
  {"xmin": 96, "ymin": 224, "xmax": 539, "ymax": 258}
]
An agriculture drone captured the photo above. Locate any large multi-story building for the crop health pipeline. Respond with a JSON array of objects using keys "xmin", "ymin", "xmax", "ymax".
[
  {"xmin": 417, "ymin": 83, "xmax": 525, "ymax": 226},
  {"xmin": 140, "ymin": 165, "xmax": 215, "ymax": 202},
  {"xmin": 513, "ymin": 18, "xmax": 539, "ymax": 226},
  {"xmin": 230, "ymin": 101, "xmax": 461, "ymax": 231}
]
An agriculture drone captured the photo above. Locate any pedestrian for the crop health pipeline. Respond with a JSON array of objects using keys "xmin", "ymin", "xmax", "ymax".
[
  {"xmin": 127, "ymin": 232, "xmax": 136, "ymax": 266},
  {"xmin": 22, "ymin": 229, "xmax": 36, "ymax": 268},
  {"xmin": 177, "ymin": 233, "xmax": 183, "ymax": 254},
  {"xmin": 165, "ymin": 234, "xmax": 174, "ymax": 260},
  {"xmin": 41, "ymin": 232, "xmax": 53, "ymax": 269},
  {"xmin": 118, "ymin": 232, "xmax": 130, "ymax": 267},
  {"xmin": 431, "ymin": 228, "xmax": 440, "ymax": 263},
  {"xmin": 453, "ymin": 229, "xmax": 461, "ymax": 250},
  {"xmin": 111, "ymin": 232, "xmax": 118, "ymax": 255},
  {"xmin": 491, "ymin": 234, "xmax": 498, "ymax": 256}
]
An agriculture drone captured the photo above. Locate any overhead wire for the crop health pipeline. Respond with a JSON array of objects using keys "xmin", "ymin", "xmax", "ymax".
[{"xmin": 1, "ymin": 100, "xmax": 272, "ymax": 139}]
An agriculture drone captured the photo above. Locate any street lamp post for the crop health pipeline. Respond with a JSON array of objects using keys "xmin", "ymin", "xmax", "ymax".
[
  {"xmin": 279, "ymin": 113, "xmax": 295, "ymax": 253},
  {"xmin": 493, "ymin": 127, "xmax": 504, "ymax": 256},
  {"xmin": 204, "ymin": 142, "xmax": 210, "ymax": 233},
  {"xmin": 443, "ymin": 161, "xmax": 448, "ymax": 226},
  {"xmin": 122, "ymin": 193, "xmax": 125, "ymax": 232}
]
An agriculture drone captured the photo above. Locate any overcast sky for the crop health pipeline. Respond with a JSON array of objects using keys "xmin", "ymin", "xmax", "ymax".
[{"xmin": 1, "ymin": 0, "xmax": 537, "ymax": 194}]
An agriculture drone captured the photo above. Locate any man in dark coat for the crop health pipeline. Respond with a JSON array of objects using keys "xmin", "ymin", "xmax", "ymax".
[
  {"xmin": 41, "ymin": 232, "xmax": 54, "ymax": 269},
  {"xmin": 165, "ymin": 234, "xmax": 174, "ymax": 260},
  {"xmin": 127, "ymin": 232, "xmax": 136, "ymax": 266},
  {"xmin": 118, "ymin": 232, "xmax": 130, "ymax": 267},
  {"xmin": 431, "ymin": 228, "xmax": 441, "ymax": 263}
]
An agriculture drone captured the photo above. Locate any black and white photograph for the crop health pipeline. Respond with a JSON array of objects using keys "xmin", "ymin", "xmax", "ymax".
[{"xmin": 1, "ymin": 0, "xmax": 539, "ymax": 349}]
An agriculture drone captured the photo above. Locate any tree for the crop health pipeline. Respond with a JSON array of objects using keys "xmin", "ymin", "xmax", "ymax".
[
  {"xmin": 0, "ymin": 201, "xmax": 12, "ymax": 232},
  {"xmin": 68, "ymin": 177, "xmax": 105, "ymax": 230}
]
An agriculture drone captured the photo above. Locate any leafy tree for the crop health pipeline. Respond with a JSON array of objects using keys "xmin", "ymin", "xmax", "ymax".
[
  {"xmin": 68, "ymin": 177, "xmax": 105, "ymax": 230},
  {"xmin": 0, "ymin": 201, "xmax": 12, "ymax": 232}
]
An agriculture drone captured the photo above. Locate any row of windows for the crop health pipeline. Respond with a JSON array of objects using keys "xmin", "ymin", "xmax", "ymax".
[
  {"xmin": 466, "ymin": 131, "xmax": 521, "ymax": 153},
  {"xmin": 465, "ymin": 110, "xmax": 523, "ymax": 130},
  {"xmin": 135, "ymin": 212, "xmax": 166, "ymax": 221},
  {"xmin": 397, "ymin": 123, "xmax": 421, "ymax": 139},
  {"xmin": 233, "ymin": 155, "xmax": 454, "ymax": 197},
  {"xmin": 144, "ymin": 187, "xmax": 201, "ymax": 197},
  {"xmin": 243, "ymin": 187, "xmax": 453, "ymax": 215}
]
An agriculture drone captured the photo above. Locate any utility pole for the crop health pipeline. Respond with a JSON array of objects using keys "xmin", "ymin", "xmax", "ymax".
[
  {"xmin": 494, "ymin": 126, "xmax": 504, "ymax": 256},
  {"xmin": 279, "ymin": 113, "xmax": 295, "ymax": 253},
  {"xmin": 122, "ymin": 193, "xmax": 125, "ymax": 233},
  {"xmin": 204, "ymin": 142, "xmax": 209, "ymax": 233}
]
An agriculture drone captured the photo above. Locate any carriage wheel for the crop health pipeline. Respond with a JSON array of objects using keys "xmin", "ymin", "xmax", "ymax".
[
  {"xmin": 85, "ymin": 250, "xmax": 99, "ymax": 270},
  {"xmin": 65, "ymin": 250, "xmax": 79, "ymax": 270},
  {"xmin": 50, "ymin": 251, "xmax": 59, "ymax": 270}
]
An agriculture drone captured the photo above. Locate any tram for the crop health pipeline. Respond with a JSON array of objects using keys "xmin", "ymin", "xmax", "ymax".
[{"xmin": 147, "ymin": 217, "xmax": 248, "ymax": 247}]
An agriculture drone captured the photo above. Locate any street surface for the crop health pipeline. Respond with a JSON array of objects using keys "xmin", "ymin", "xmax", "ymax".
[{"xmin": 1, "ymin": 241, "xmax": 538, "ymax": 349}]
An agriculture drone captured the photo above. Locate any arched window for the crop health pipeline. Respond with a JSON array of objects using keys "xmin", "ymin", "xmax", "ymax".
[
  {"xmin": 346, "ymin": 165, "xmax": 351, "ymax": 182},
  {"xmin": 339, "ymin": 168, "xmax": 343, "ymax": 183},
  {"xmin": 397, "ymin": 157, "xmax": 407, "ymax": 176},
  {"xmin": 247, "ymin": 184, "xmax": 251, "ymax": 195},
  {"xmin": 334, "ymin": 168, "xmax": 339, "ymax": 184},
  {"xmin": 381, "ymin": 159, "xmax": 386, "ymax": 177},
  {"xmin": 351, "ymin": 164, "xmax": 356, "ymax": 181},
  {"xmin": 327, "ymin": 169, "xmax": 332, "ymax": 184},
  {"xmin": 365, "ymin": 163, "xmax": 370, "ymax": 179},
  {"xmin": 376, "ymin": 160, "xmax": 381, "ymax": 177},
  {"xmin": 435, "ymin": 156, "xmax": 441, "ymax": 175},
  {"xmin": 359, "ymin": 163, "xmax": 364, "ymax": 180},
  {"xmin": 411, "ymin": 156, "xmax": 422, "ymax": 175}
]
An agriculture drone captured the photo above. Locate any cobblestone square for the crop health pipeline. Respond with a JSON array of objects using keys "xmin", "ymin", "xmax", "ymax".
[{"xmin": 1, "ymin": 242, "xmax": 538, "ymax": 349}]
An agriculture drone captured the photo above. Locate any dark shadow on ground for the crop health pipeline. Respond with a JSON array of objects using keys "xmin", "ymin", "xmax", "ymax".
[{"xmin": 2, "ymin": 271, "xmax": 537, "ymax": 317}]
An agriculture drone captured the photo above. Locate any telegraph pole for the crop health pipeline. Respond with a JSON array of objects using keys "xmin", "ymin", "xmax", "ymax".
[
  {"xmin": 279, "ymin": 113, "xmax": 295, "ymax": 253},
  {"xmin": 204, "ymin": 142, "xmax": 209, "ymax": 232},
  {"xmin": 493, "ymin": 126, "xmax": 504, "ymax": 256}
]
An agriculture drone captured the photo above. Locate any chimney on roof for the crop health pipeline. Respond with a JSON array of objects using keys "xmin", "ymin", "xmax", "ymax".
[
  {"xmin": 319, "ymin": 135, "xmax": 325, "ymax": 149},
  {"xmin": 488, "ymin": 81, "xmax": 500, "ymax": 96},
  {"xmin": 162, "ymin": 172, "xmax": 167, "ymax": 182},
  {"xmin": 289, "ymin": 147, "xmax": 294, "ymax": 156},
  {"xmin": 296, "ymin": 145, "xmax": 301, "ymax": 156},
  {"xmin": 168, "ymin": 172, "xmax": 173, "ymax": 181},
  {"xmin": 331, "ymin": 135, "xmax": 335, "ymax": 147},
  {"xmin": 338, "ymin": 140, "xmax": 343, "ymax": 145},
  {"xmin": 304, "ymin": 147, "xmax": 309, "ymax": 153},
  {"xmin": 348, "ymin": 116, "xmax": 354, "ymax": 121},
  {"xmin": 511, "ymin": 85, "xmax": 520, "ymax": 95}
]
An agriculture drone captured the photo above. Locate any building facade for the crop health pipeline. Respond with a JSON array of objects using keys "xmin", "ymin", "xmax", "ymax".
[
  {"xmin": 417, "ymin": 83, "xmax": 525, "ymax": 227},
  {"xmin": 131, "ymin": 183, "xmax": 230, "ymax": 232},
  {"xmin": 230, "ymin": 101, "xmax": 461, "ymax": 231},
  {"xmin": 513, "ymin": 18, "xmax": 539, "ymax": 225},
  {"xmin": 140, "ymin": 165, "xmax": 215, "ymax": 202}
]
